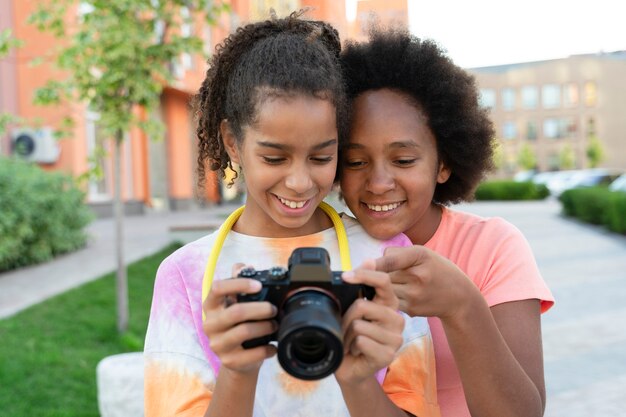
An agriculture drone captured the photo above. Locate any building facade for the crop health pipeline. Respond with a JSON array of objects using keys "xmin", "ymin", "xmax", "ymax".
[{"xmin": 470, "ymin": 52, "xmax": 626, "ymax": 176}]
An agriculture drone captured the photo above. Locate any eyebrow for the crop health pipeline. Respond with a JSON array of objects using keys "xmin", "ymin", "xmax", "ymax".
[
  {"xmin": 346, "ymin": 140, "xmax": 419, "ymax": 150},
  {"xmin": 257, "ymin": 139, "xmax": 337, "ymax": 151}
]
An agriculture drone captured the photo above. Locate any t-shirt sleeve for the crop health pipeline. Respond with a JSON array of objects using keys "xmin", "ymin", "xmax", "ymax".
[
  {"xmin": 478, "ymin": 219, "xmax": 554, "ymax": 313},
  {"xmin": 382, "ymin": 315, "xmax": 441, "ymax": 417},
  {"xmin": 144, "ymin": 255, "xmax": 215, "ymax": 417}
]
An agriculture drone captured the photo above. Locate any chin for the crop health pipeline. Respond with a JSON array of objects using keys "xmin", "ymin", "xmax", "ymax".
[{"xmin": 364, "ymin": 224, "xmax": 401, "ymax": 241}]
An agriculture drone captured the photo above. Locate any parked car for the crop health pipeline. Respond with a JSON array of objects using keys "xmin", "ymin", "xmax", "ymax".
[
  {"xmin": 609, "ymin": 173, "xmax": 626, "ymax": 193},
  {"xmin": 533, "ymin": 169, "xmax": 622, "ymax": 196},
  {"xmin": 513, "ymin": 170, "xmax": 537, "ymax": 182},
  {"xmin": 541, "ymin": 170, "xmax": 582, "ymax": 196},
  {"xmin": 553, "ymin": 169, "xmax": 623, "ymax": 196}
]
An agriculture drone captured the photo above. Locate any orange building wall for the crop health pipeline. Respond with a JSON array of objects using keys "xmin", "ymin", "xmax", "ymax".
[{"xmin": 301, "ymin": 0, "xmax": 348, "ymax": 38}]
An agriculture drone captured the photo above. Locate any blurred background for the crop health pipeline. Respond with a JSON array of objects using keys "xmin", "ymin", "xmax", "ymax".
[
  {"xmin": 2, "ymin": 0, "xmax": 624, "ymax": 217},
  {"xmin": 1, "ymin": 1, "xmax": 625, "ymax": 416}
]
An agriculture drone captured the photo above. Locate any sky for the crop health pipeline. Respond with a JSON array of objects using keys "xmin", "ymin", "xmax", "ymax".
[{"xmin": 353, "ymin": 0, "xmax": 626, "ymax": 68}]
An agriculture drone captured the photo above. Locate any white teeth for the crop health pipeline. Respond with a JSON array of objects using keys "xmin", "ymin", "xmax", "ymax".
[
  {"xmin": 279, "ymin": 197, "xmax": 306, "ymax": 209},
  {"xmin": 367, "ymin": 202, "xmax": 401, "ymax": 212}
]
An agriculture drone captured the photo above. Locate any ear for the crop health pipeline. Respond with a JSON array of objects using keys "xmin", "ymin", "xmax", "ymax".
[
  {"xmin": 220, "ymin": 119, "xmax": 241, "ymax": 165},
  {"xmin": 436, "ymin": 161, "xmax": 451, "ymax": 184}
]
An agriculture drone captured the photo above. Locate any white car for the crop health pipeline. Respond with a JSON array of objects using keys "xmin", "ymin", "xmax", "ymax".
[{"xmin": 609, "ymin": 174, "xmax": 626, "ymax": 193}]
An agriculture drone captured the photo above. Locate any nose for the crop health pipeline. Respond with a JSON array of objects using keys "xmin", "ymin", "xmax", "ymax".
[
  {"xmin": 285, "ymin": 163, "xmax": 314, "ymax": 194},
  {"xmin": 365, "ymin": 163, "xmax": 395, "ymax": 194}
]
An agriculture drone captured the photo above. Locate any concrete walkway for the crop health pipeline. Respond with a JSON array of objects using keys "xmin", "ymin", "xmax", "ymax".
[
  {"xmin": 2, "ymin": 199, "xmax": 626, "ymax": 416},
  {"xmin": 457, "ymin": 199, "xmax": 626, "ymax": 417}
]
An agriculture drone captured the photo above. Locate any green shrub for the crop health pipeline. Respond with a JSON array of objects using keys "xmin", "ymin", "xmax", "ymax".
[
  {"xmin": 604, "ymin": 191, "xmax": 626, "ymax": 234},
  {"xmin": 559, "ymin": 187, "xmax": 626, "ymax": 234},
  {"xmin": 0, "ymin": 157, "xmax": 93, "ymax": 271},
  {"xmin": 474, "ymin": 180, "xmax": 549, "ymax": 201}
]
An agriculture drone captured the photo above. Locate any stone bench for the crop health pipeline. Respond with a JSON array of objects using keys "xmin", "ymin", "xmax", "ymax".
[{"xmin": 96, "ymin": 352, "xmax": 144, "ymax": 417}]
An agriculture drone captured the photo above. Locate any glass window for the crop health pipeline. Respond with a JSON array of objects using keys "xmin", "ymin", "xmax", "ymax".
[
  {"xmin": 501, "ymin": 88, "xmax": 515, "ymax": 111},
  {"xmin": 564, "ymin": 83, "xmax": 579, "ymax": 107},
  {"xmin": 563, "ymin": 118, "xmax": 577, "ymax": 137},
  {"xmin": 542, "ymin": 84, "xmax": 561, "ymax": 109},
  {"xmin": 526, "ymin": 121, "xmax": 537, "ymax": 140},
  {"xmin": 585, "ymin": 81, "xmax": 597, "ymax": 106},
  {"xmin": 543, "ymin": 118, "xmax": 560, "ymax": 139},
  {"xmin": 543, "ymin": 118, "xmax": 575, "ymax": 139},
  {"xmin": 521, "ymin": 86, "xmax": 538, "ymax": 109},
  {"xmin": 479, "ymin": 89, "xmax": 496, "ymax": 109},
  {"xmin": 502, "ymin": 121, "xmax": 517, "ymax": 139}
]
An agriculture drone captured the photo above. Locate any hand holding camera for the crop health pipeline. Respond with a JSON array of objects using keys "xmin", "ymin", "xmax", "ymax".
[{"xmin": 202, "ymin": 247, "xmax": 404, "ymax": 383}]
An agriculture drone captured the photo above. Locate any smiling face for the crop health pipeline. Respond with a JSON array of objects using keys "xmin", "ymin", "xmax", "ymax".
[
  {"xmin": 340, "ymin": 89, "xmax": 450, "ymax": 244},
  {"xmin": 222, "ymin": 94, "xmax": 338, "ymax": 238}
]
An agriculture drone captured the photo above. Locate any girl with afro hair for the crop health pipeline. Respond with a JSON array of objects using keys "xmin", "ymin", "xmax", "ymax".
[{"xmin": 339, "ymin": 28, "xmax": 554, "ymax": 417}]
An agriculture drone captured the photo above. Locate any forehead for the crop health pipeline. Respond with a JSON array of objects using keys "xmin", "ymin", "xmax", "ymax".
[
  {"xmin": 349, "ymin": 89, "xmax": 434, "ymax": 148},
  {"xmin": 244, "ymin": 95, "xmax": 337, "ymax": 147}
]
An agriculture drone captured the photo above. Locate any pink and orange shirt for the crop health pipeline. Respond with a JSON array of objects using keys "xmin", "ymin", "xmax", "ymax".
[{"xmin": 144, "ymin": 215, "xmax": 440, "ymax": 417}]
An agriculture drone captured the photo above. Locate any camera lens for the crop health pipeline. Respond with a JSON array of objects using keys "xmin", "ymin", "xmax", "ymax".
[{"xmin": 277, "ymin": 289, "xmax": 343, "ymax": 380}]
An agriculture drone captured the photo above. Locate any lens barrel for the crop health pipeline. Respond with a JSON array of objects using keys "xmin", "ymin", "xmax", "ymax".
[{"xmin": 277, "ymin": 290, "xmax": 344, "ymax": 380}]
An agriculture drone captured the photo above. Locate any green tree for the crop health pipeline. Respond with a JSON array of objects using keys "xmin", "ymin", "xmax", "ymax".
[
  {"xmin": 492, "ymin": 140, "xmax": 504, "ymax": 170},
  {"xmin": 586, "ymin": 134, "xmax": 605, "ymax": 168},
  {"xmin": 0, "ymin": 29, "xmax": 23, "ymax": 136},
  {"xmin": 517, "ymin": 142, "xmax": 537, "ymax": 171},
  {"xmin": 30, "ymin": 0, "xmax": 227, "ymax": 332},
  {"xmin": 559, "ymin": 144, "xmax": 576, "ymax": 170}
]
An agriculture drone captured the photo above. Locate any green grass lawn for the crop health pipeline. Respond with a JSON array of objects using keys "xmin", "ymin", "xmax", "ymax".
[{"xmin": 0, "ymin": 243, "xmax": 181, "ymax": 417}]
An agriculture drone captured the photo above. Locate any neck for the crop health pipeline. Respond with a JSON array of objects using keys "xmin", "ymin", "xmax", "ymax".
[
  {"xmin": 404, "ymin": 203, "xmax": 443, "ymax": 245},
  {"xmin": 232, "ymin": 206, "xmax": 334, "ymax": 238}
]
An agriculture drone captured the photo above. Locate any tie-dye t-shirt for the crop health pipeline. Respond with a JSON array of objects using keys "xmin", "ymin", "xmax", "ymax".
[{"xmin": 144, "ymin": 215, "xmax": 440, "ymax": 417}]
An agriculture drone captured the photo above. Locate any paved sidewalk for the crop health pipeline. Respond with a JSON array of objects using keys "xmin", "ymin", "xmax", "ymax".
[
  {"xmin": 0, "ymin": 203, "xmax": 241, "ymax": 319},
  {"xmin": 2, "ymin": 199, "xmax": 626, "ymax": 416},
  {"xmin": 458, "ymin": 199, "xmax": 626, "ymax": 417}
]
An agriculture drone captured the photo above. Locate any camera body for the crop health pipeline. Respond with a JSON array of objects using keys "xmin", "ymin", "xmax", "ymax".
[{"xmin": 236, "ymin": 247, "xmax": 374, "ymax": 380}]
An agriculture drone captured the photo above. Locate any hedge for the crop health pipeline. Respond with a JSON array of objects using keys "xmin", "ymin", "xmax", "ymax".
[
  {"xmin": 474, "ymin": 180, "xmax": 550, "ymax": 201},
  {"xmin": 559, "ymin": 187, "xmax": 626, "ymax": 234},
  {"xmin": 0, "ymin": 157, "xmax": 94, "ymax": 272}
]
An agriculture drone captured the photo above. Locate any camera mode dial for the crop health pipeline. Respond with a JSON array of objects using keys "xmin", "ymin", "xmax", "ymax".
[
  {"xmin": 269, "ymin": 266, "xmax": 287, "ymax": 280},
  {"xmin": 239, "ymin": 267, "xmax": 257, "ymax": 278}
]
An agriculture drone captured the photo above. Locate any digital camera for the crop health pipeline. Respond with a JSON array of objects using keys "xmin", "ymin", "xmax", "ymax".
[{"xmin": 237, "ymin": 247, "xmax": 374, "ymax": 380}]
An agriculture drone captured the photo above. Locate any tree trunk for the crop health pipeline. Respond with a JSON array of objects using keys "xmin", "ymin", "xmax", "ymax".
[{"xmin": 114, "ymin": 129, "xmax": 129, "ymax": 333}]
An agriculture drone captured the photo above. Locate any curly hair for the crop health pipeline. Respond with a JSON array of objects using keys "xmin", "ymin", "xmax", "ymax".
[
  {"xmin": 193, "ymin": 10, "xmax": 347, "ymax": 187},
  {"xmin": 340, "ymin": 28, "xmax": 495, "ymax": 204}
]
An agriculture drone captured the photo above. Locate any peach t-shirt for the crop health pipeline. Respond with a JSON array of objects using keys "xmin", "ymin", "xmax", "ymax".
[{"xmin": 425, "ymin": 207, "xmax": 554, "ymax": 417}]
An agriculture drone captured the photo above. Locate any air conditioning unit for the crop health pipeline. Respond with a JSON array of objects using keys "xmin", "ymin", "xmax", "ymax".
[{"xmin": 11, "ymin": 127, "xmax": 61, "ymax": 164}]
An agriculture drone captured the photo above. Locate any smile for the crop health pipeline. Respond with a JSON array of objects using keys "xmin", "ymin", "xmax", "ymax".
[
  {"xmin": 365, "ymin": 202, "xmax": 404, "ymax": 212},
  {"xmin": 278, "ymin": 197, "xmax": 307, "ymax": 209}
]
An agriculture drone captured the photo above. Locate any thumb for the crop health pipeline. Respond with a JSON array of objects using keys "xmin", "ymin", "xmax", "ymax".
[{"xmin": 376, "ymin": 246, "xmax": 426, "ymax": 273}]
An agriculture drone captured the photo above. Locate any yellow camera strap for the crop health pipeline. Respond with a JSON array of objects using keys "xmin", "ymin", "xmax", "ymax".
[{"xmin": 202, "ymin": 201, "xmax": 351, "ymax": 320}]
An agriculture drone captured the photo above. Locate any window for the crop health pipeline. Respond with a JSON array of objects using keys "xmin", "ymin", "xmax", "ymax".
[
  {"xmin": 564, "ymin": 83, "xmax": 579, "ymax": 107},
  {"xmin": 501, "ymin": 88, "xmax": 515, "ymax": 111},
  {"xmin": 85, "ymin": 111, "xmax": 112, "ymax": 201},
  {"xmin": 479, "ymin": 89, "xmax": 496, "ymax": 109},
  {"xmin": 502, "ymin": 121, "xmax": 517, "ymax": 139},
  {"xmin": 542, "ymin": 84, "xmax": 561, "ymax": 109},
  {"xmin": 526, "ymin": 121, "xmax": 537, "ymax": 140},
  {"xmin": 543, "ymin": 118, "xmax": 577, "ymax": 139},
  {"xmin": 586, "ymin": 117, "xmax": 596, "ymax": 137},
  {"xmin": 585, "ymin": 81, "xmax": 597, "ymax": 106},
  {"xmin": 544, "ymin": 119, "xmax": 559, "ymax": 139},
  {"xmin": 521, "ymin": 86, "xmax": 538, "ymax": 109}
]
